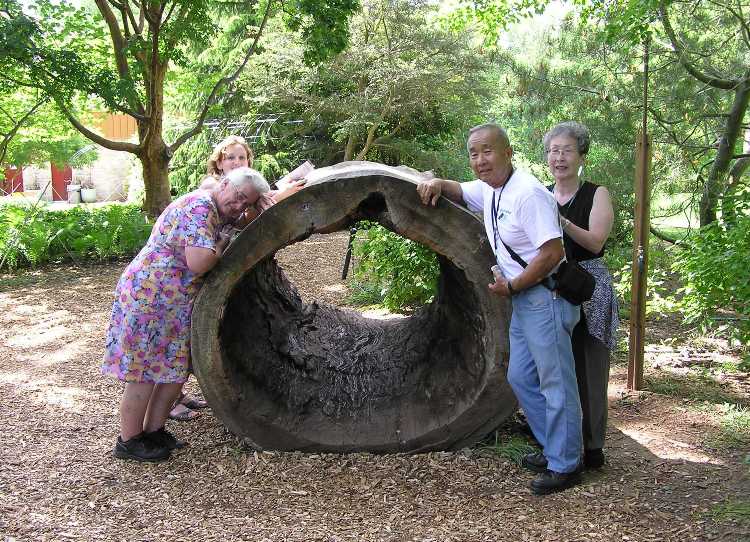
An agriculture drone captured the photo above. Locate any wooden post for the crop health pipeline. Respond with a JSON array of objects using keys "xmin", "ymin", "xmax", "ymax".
[
  {"xmin": 628, "ymin": 131, "xmax": 651, "ymax": 390},
  {"xmin": 628, "ymin": 36, "xmax": 651, "ymax": 390}
]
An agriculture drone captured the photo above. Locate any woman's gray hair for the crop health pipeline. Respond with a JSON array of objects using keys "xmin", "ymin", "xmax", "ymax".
[
  {"xmin": 224, "ymin": 166, "xmax": 270, "ymax": 194},
  {"xmin": 543, "ymin": 121, "xmax": 590, "ymax": 156}
]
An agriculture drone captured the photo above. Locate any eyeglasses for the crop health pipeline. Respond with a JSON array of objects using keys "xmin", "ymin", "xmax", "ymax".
[{"xmin": 547, "ymin": 146, "xmax": 577, "ymax": 157}]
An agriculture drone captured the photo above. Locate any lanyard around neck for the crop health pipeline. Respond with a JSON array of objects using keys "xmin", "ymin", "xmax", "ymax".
[{"xmin": 491, "ymin": 168, "xmax": 514, "ymax": 251}]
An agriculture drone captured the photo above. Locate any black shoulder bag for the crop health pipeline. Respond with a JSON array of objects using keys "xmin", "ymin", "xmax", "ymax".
[{"xmin": 498, "ymin": 238, "xmax": 595, "ymax": 306}]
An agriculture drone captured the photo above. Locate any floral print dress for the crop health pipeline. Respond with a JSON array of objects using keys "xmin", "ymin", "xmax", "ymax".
[{"xmin": 101, "ymin": 191, "xmax": 220, "ymax": 383}]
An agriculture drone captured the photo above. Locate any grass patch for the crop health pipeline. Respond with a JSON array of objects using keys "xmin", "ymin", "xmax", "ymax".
[
  {"xmin": 344, "ymin": 280, "xmax": 384, "ymax": 307},
  {"xmin": 704, "ymin": 404, "xmax": 750, "ymax": 451},
  {"xmin": 644, "ymin": 370, "xmax": 744, "ymax": 405},
  {"xmin": 0, "ymin": 271, "xmax": 46, "ymax": 291},
  {"xmin": 709, "ymin": 499, "xmax": 750, "ymax": 525},
  {"xmin": 478, "ymin": 432, "xmax": 537, "ymax": 465}
]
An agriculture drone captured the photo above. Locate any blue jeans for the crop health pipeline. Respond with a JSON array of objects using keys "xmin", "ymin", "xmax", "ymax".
[{"xmin": 507, "ymin": 284, "xmax": 582, "ymax": 473}]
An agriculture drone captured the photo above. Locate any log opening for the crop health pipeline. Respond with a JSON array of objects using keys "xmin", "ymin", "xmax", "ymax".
[{"xmin": 192, "ymin": 162, "xmax": 515, "ymax": 452}]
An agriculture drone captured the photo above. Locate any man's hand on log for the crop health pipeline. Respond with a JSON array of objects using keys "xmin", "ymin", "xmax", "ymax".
[{"xmin": 417, "ymin": 179, "xmax": 443, "ymax": 206}]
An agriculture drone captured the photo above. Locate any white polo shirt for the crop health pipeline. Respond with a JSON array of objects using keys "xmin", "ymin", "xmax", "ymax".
[{"xmin": 462, "ymin": 169, "xmax": 562, "ymax": 279}]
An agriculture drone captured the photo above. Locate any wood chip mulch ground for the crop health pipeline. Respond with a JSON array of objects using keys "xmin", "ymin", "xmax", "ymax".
[{"xmin": 1, "ymin": 232, "xmax": 748, "ymax": 541}]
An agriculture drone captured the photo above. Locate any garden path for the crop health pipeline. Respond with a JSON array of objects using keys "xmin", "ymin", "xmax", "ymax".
[{"xmin": 0, "ymin": 232, "xmax": 747, "ymax": 541}]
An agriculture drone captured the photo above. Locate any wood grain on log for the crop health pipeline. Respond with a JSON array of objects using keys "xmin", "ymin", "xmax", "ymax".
[{"xmin": 192, "ymin": 161, "xmax": 515, "ymax": 452}]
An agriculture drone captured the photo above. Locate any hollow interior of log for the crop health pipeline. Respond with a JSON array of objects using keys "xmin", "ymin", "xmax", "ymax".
[{"xmin": 218, "ymin": 247, "xmax": 488, "ymax": 449}]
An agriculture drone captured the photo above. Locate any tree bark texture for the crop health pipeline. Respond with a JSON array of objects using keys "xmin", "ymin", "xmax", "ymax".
[
  {"xmin": 191, "ymin": 162, "xmax": 515, "ymax": 452},
  {"xmin": 699, "ymin": 76, "xmax": 750, "ymax": 226}
]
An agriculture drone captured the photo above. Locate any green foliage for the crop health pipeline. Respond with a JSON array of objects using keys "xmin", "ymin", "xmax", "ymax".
[
  {"xmin": 438, "ymin": 0, "xmax": 548, "ymax": 48},
  {"xmin": 344, "ymin": 279, "xmax": 385, "ymax": 307},
  {"xmin": 673, "ymin": 213, "xmax": 750, "ymax": 354},
  {"xmin": 478, "ymin": 432, "xmax": 537, "ymax": 464},
  {"xmin": 283, "ymin": 0, "xmax": 361, "ymax": 65},
  {"xmin": 709, "ymin": 499, "xmax": 750, "ymax": 525},
  {"xmin": 705, "ymin": 404, "xmax": 750, "ymax": 452},
  {"xmin": 0, "ymin": 202, "xmax": 151, "ymax": 270},
  {"xmin": 230, "ymin": 0, "xmax": 492, "ymax": 173},
  {"xmin": 644, "ymin": 370, "xmax": 743, "ymax": 406},
  {"xmin": 607, "ymin": 238, "xmax": 681, "ymax": 319},
  {"xmin": 577, "ymin": 0, "xmax": 658, "ymax": 45},
  {"xmin": 350, "ymin": 222, "xmax": 439, "ymax": 312}
]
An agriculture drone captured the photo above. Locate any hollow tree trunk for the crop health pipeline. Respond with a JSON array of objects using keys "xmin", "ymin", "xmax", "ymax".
[{"xmin": 191, "ymin": 161, "xmax": 515, "ymax": 453}]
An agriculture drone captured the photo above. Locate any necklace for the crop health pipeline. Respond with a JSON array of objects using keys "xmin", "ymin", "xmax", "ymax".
[{"xmin": 555, "ymin": 181, "xmax": 581, "ymax": 208}]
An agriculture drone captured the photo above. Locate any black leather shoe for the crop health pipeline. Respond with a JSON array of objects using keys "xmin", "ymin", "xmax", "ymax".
[
  {"xmin": 584, "ymin": 448, "xmax": 605, "ymax": 469},
  {"xmin": 145, "ymin": 427, "xmax": 186, "ymax": 450},
  {"xmin": 113, "ymin": 433, "xmax": 171, "ymax": 462},
  {"xmin": 530, "ymin": 469, "xmax": 581, "ymax": 495},
  {"xmin": 521, "ymin": 452, "xmax": 548, "ymax": 473}
]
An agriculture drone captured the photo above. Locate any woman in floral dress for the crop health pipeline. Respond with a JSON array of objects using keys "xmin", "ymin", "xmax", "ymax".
[{"xmin": 102, "ymin": 167, "xmax": 270, "ymax": 462}]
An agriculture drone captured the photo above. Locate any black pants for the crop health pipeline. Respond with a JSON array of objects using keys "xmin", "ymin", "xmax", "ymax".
[{"xmin": 572, "ymin": 311, "xmax": 611, "ymax": 451}]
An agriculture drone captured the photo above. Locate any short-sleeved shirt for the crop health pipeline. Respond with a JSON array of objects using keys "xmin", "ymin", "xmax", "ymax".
[
  {"xmin": 462, "ymin": 169, "xmax": 562, "ymax": 279},
  {"xmin": 101, "ymin": 190, "xmax": 220, "ymax": 383}
]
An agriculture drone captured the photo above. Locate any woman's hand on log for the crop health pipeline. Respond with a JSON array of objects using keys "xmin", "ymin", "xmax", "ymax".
[
  {"xmin": 274, "ymin": 178, "xmax": 307, "ymax": 202},
  {"xmin": 216, "ymin": 231, "xmax": 231, "ymax": 255},
  {"xmin": 255, "ymin": 193, "xmax": 276, "ymax": 213}
]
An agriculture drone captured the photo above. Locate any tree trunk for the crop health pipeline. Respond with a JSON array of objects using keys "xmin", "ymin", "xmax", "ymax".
[
  {"xmin": 344, "ymin": 133, "xmax": 356, "ymax": 161},
  {"xmin": 191, "ymin": 162, "xmax": 516, "ymax": 452},
  {"xmin": 139, "ymin": 141, "xmax": 172, "ymax": 219},
  {"xmin": 699, "ymin": 76, "xmax": 750, "ymax": 226},
  {"xmin": 138, "ymin": 58, "xmax": 172, "ymax": 218},
  {"xmin": 720, "ymin": 127, "xmax": 750, "ymax": 225}
]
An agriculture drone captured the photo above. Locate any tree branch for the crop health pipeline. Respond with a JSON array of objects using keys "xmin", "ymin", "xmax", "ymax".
[
  {"xmin": 659, "ymin": 0, "xmax": 738, "ymax": 90},
  {"xmin": 355, "ymin": 123, "xmax": 379, "ymax": 160},
  {"xmin": 94, "ymin": 0, "xmax": 130, "ymax": 80},
  {"xmin": 146, "ymin": 2, "xmax": 165, "ymax": 119},
  {"xmin": 55, "ymin": 98, "xmax": 141, "ymax": 154},
  {"xmin": 711, "ymin": 0, "xmax": 750, "ymax": 49},
  {"xmin": 0, "ymin": 96, "xmax": 48, "ymax": 165},
  {"xmin": 649, "ymin": 226, "xmax": 685, "ymax": 245},
  {"xmin": 170, "ymin": 0, "xmax": 274, "ymax": 153}
]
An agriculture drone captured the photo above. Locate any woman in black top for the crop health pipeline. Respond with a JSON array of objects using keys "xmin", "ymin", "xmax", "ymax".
[{"xmin": 544, "ymin": 121, "xmax": 619, "ymax": 469}]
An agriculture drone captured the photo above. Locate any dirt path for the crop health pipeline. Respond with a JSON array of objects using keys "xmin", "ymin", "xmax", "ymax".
[{"xmin": 1, "ymin": 232, "xmax": 747, "ymax": 541}]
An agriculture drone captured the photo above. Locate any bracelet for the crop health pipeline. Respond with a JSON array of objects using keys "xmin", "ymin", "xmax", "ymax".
[{"xmin": 507, "ymin": 280, "xmax": 517, "ymax": 296}]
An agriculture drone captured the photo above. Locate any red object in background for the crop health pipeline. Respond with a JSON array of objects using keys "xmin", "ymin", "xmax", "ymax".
[
  {"xmin": 51, "ymin": 164, "xmax": 73, "ymax": 201},
  {"xmin": 3, "ymin": 167, "xmax": 24, "ymax": 194}
]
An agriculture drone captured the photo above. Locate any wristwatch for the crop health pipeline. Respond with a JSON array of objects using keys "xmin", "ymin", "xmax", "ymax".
[{"xmin": 507, "ymin": 280, "xmax": 517, "ymax": 296}]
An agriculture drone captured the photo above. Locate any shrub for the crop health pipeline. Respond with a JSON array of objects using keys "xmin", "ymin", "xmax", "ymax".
[
  {"xmin": 350, "ymin": 222, "xmax": 439, "ymax": 312},
  {"xmin": 0, "ymin": 202, "xmax": 152, "ymax": 270},
  {"xmin": 673, "ymin": 214, "xmax": 750, "ymax": 357}
]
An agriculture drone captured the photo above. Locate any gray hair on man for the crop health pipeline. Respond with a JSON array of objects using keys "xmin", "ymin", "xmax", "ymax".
[
  {"xmin": 224, "ymin": 166, "xmax": 270, "ymax": 195},
  {"xmin": 467, "ymin": 123, "xmax": 511, "ymax": 150}
]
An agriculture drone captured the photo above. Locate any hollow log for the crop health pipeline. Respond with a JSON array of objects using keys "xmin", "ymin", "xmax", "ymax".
[{"xmin": 191, "ymin": 161, "xmax": 515, "ymax": 453}]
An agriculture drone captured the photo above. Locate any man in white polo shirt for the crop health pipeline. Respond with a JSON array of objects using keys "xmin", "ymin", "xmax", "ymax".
[{"xmin": 416, "ymin": 123, "xmax": 582, "ymax": 495}]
